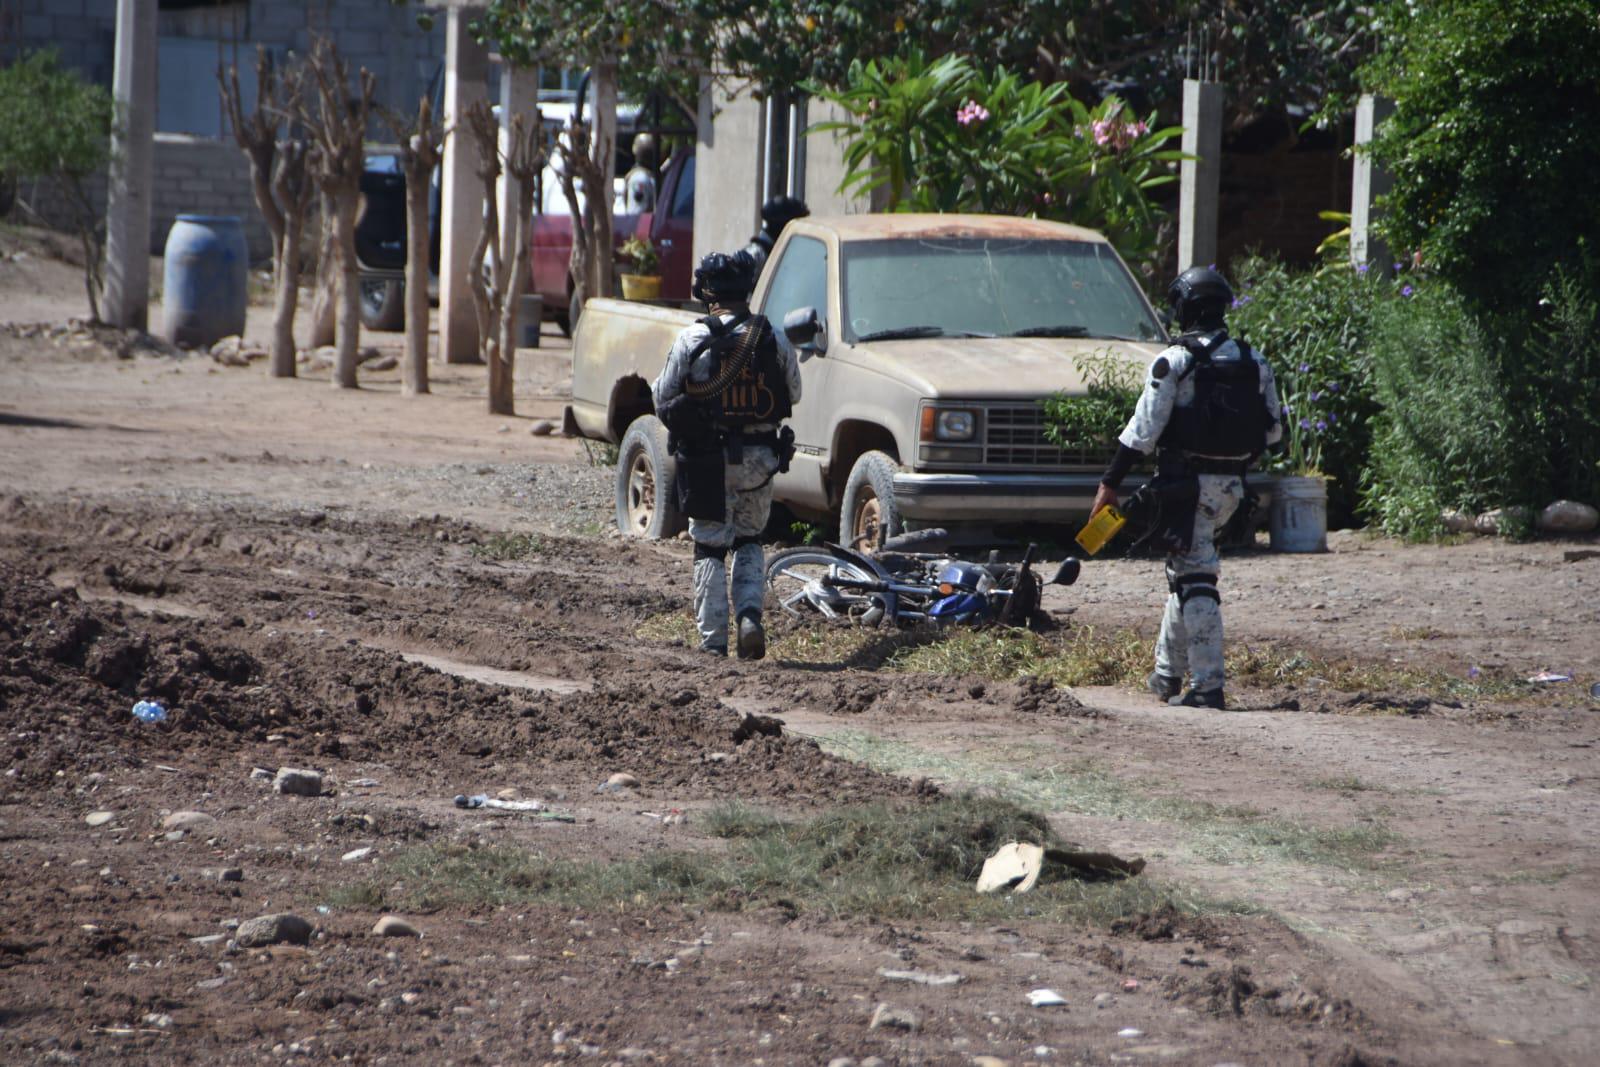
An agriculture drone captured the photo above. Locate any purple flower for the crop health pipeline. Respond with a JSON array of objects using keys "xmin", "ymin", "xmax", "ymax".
[
  {"xmin": 1298, "ymin": 362, "xmax": 1311, "ymax": 374},
  {"xmin": 1230, "ymin": 294, "xmax": 1253, "ymax": 308},
  {"xmin": 1315, "ymin": 419, "xmax": 1328, "ymax": 432},
  {"xmin": 1402, "ymin": 285, "xmax": 1415, "ymax": 297},
  {"xmin": 1468, "ymin": 665, "xmax": 1481, "ymax": 680},
  {"xmin": 1326, "ymin": 412, "xmax": 1336, "ymax": 424},
  {"xmin": 1392, "ymin": 262, "xmax": 1404, "ymax": 272},
  {"xmin": 1327, "ymin": 382, "xmax": 1340, "ymax": 392},
  {"xmin": 1356, "ymin": 263, "xmax": 1370, "ymax": 274},
  {"xmin": 1299, "ymin": 418, "xmax": 1312, "ymax": 430},
  {"xmin": 1310, "ymin": 390, "xmax": 1321, "ymax": 402},
  {"xmin": 1282, "ymin": 402, "xmax": 1293, "ymax": 414}
]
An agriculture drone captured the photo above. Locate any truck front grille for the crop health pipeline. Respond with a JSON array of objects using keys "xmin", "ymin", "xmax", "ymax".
[{"xmin": 983, "ymin": 404, "xmax": 1117, "ymax": 469}]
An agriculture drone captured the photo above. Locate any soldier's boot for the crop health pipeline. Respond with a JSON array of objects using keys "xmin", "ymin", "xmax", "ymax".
[
  {"xmin": 736, "ymin": 610, "xmax": 766, "ymax": 661},
  {"xmin": 1169, "ymin": 687, "xmax": 1225, "ymax": 710},
  {"xmin": 1146, "ymin": 671, "xmax": 1182, "ymax": 702}
]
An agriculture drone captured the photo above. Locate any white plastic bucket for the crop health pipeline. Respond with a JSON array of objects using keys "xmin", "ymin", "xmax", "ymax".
[{"xmin": 1269, "ymin": 476, "xmax": 1328, "ymax": 552}]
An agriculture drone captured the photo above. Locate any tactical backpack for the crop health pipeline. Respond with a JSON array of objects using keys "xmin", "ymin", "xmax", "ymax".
[
  {"xmin": 682, "ymin": 312, "xmax": 792, "ymax": 427},
  {"xmin": 1159, "ymin": 331, "xmax": 1276, "ymax": 457}
]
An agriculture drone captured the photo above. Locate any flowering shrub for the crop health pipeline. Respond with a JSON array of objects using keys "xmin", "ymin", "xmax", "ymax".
[{"xmin": 810, "ymin": 52, "xmax": 1183, "ymax": 272}]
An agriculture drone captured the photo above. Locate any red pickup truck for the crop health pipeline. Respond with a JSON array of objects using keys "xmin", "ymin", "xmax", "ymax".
[
  {"xmin": 356, "ymin": 148, "xmax": 695, "ymax": 335},
  {"xmin": 530, "ymin": 150, "xmax": 696, "ymax": 330}
]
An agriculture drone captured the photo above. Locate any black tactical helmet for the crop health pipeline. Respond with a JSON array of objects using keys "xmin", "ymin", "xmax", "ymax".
[
  {"xmin": 1167, "ymin": 266, "xmax": 1234, "ymax": 329},
  {"xmin": 692, "ymin": 250, "xmax": 756, "ymax": 304},
  {"xmin": 760, "ymin": 195, "xmax": 810, "ymax": 231}
]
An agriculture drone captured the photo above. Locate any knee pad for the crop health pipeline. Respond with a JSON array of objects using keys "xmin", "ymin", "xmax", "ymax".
[
  {"xmin": 1175, "ymin": 572, "xmax": 1219, "ymax": 606},
  {"xmin": 693, "ymin": 541, "xmax": 730, "ymax": 563}
]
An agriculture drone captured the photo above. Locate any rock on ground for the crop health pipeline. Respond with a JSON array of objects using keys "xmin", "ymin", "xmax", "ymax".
[
  {"xmin": 1540, "ymin": 500, "xmax": 1600, "ymax": 534},
  {"xmin": 273, "ymin": 768, "xmax": 322, "ymax": 796},
  {"xmin": 371, "ymin": 915, "xmax": 422, "ymax": 938},
  {"xmin": 234, "ymin": 913, "xmax": 312, "ymax": 948}
]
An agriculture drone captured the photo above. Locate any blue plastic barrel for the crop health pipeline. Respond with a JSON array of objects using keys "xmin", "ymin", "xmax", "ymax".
[{"xmin": 161, "ymin": 215, "xmax": 248, "ymax": 348}]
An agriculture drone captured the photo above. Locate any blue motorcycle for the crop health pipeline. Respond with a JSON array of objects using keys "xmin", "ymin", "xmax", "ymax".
[{"xmin": 765, "ymin": 532, "xmax": 1080, "ymax": 630}]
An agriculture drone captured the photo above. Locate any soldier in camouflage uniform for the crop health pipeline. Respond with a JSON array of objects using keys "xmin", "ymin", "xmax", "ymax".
[
  {"xmin": 654, "ymin": 251, "xmax": 802, "ymax": 659},
  {"xmin": 1091, "ymin": 267, "xmax": 1282, "ymax": 709}
]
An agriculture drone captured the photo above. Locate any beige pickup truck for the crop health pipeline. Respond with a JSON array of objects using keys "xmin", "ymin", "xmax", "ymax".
[{"xmin": 563, "ymin": 213, "xmax": 1178, "ymax": 544}]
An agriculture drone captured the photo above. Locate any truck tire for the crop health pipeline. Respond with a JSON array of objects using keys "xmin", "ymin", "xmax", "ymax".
[
  {"xmin": 840, "ymin": 450, "xmax": 903, "ymax": 551},
  {"xmin": 359, "ymin": 276, "xmax": 405, "ymax": 331},
  {"xmin": 615, "ymin": 415, "xmax": 685, "ymax": 539}
]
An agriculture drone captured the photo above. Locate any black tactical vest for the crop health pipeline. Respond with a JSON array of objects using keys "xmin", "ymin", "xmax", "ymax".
[
  {"xmin": 1159, "ymin": 331, "xmax": 1275, "ymax": 457},
  {"xmin": 685, "ymin": 313, "xmax": 792, "ymax": 427}
]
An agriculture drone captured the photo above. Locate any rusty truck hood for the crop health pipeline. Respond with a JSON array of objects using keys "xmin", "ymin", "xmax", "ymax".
[{"xmin": 840, "ymin": 335, "xmax": 1164, "ymax": 398}]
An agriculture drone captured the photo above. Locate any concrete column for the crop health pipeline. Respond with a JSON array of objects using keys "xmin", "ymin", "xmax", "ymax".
[
  {"xmin": 101, "ymin": 0, "xmax": 157, "ymax": 329},
  {"xmin": 438, "ymin": 6, "xmax": 488, "ymax": 364},
  {"xmin": 497, "ymin": 62, "xmax": 537, "ymax": 263},
  {"xmin": 1350, "ymin": 94, "xmax": 1396, "ymax": 268},
  {"xmin": 1177, "ymin": 78, "xmax": 1223, "ymax": 272},
  {"xmin": 693, "ymin": 75, "xmax": 762, "ymax": 265}
]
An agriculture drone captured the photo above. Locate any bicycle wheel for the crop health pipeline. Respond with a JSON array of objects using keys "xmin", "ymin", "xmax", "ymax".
[{"xmin": 766, "ymin": 548, "xmax": 896, "ymax": 625}]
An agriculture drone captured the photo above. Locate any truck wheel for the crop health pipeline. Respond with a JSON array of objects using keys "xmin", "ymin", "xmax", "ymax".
[
  {"xmin": 615, "ymin": 415, "xmax": 685, "ymax": 539},
  {"xmin": 359, "ymin": 276, "xmax": 405, "ymax": 331},
  {"xmin": 840, "ymin": 450, "xmax": 903, "ymax": 551}
]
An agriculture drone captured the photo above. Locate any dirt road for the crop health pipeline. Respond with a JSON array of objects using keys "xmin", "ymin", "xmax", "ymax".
[{"xmin": 2, "ymin": 254, "xmax": 1597, "ymax": 1065}]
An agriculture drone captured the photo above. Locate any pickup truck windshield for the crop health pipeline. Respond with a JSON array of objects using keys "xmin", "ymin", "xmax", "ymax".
[{"xmin": 841, "ymin": 238, "xmax": 1165, "ymax": 344}]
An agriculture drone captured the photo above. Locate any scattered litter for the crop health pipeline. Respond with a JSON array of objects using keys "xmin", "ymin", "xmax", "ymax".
[
  {"xmin": 131, "ymin": 699, "xmax": 167, "ymax": 723},
  {"xmin": 597, "ymin": 772, "xmax": 640, "ymax": 794},
  {"xmin": 154, "ymin": 765, "xmax": 181, "ymax": 773},
  {"xmin": 977, "ymin": 840, "xmax": 1145, "ymax": 893},
  {"xmin": 1121, "ymin": 978, "xmax": 1140, "ymax": 992},
  {"xmin": 638, "ymin": 808, "xmax": 687, "ymax": 825},
  {"xmin": 1117, "ymin": 1028, "xmax": 1143, "ymax": 1038},
  {"xmin": 1027, "ymin": 988, "xmax": 1067, "ymax": 1007},
  {"xmin": 1528, "ymin": 670, "xmax": 1573, "ymax": 684},
  {"xmin": 349, "ymin": 778, "xmax": 380, "ymax": 788},
  {"xmin": 977, "ymin": 842, "xmax": 1045, "ymax": 894},
  {"xmin": 455, "ymin": 793, "xmax": 545, "ymax": 812},
  {"xmin": 879, "ymin": 968, "xmax": 962, "ymax": 986},
  {"xmin": 453, "ymin": 794, "xmax": 574, "ymax": 821}
]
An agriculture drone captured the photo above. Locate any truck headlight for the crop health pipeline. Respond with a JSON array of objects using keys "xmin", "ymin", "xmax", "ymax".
[{"xmin": 920, "ymin": 406, "xmax": 977, "ymax": 442}]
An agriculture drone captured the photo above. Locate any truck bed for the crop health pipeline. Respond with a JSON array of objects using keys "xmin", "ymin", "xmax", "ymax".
[{"xmin": 566, "ymin": 298, "xmax": 701, "ymax": 442}]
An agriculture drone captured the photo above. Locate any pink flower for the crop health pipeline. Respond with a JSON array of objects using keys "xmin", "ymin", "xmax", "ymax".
[{"xmin": 956, "ymin": 99, "xmax": 990, "ymax": 127}]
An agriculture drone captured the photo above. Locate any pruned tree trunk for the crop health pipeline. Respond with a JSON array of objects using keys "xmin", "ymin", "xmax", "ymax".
[
  {"xmin": 588, "ymin": 61, "xmax": 618, "ymax": 305},
  {"xmin": 384, "ymin": 95, "xmax": 444, "ymax": 397},
  {"xmin": 300, "ymin": 36, "xmax": 375, "ymax": 389},
  {"xmin": 269, "ymin": 140, "xmax": 313, "ymax": 377},
  {"xmin": 219, "ymin": 48, "xmax": 312, "ymax": 377},
  {"xmin": 308, "ymin": 201, "xmax": 337, "ymax": 348},
  {"xmin": 464, "ymin": 99, "xmax": 545, "ymax": 416}
]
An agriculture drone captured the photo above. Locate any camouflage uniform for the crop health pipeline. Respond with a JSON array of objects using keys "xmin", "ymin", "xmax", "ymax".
[
  {"xmin": 1117, "ymin": 337, "xmax": 1282, "ymax": 695},
  {"xmin": 654, "ymin": 312, "xmax": 803, "ymax": 653}
]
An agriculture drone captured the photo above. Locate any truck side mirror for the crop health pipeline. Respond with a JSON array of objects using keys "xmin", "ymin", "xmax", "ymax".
[{"xmin": 782, "ymin": 306, "xmax": 827, "ymax": 354}]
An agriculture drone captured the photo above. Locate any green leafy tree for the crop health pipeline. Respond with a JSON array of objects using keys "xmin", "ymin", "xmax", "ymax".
[
  {"xmin": 693, "ymin": 0, "xmax": 1380, "ymax": 120},
  {"xmin": 0, "ymin": 50, "xmax": 116, "ymax": 321},
  {"xmin": 813, "ymin": 53, "xmax": 1182, "ymax": 271},
  {"xmin": 1362, "ymin": 0, "xmax": 1600, "ymax": 314}
]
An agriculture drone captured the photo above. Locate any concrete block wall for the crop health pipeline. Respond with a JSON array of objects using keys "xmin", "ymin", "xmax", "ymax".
[
  {"xmin": 21, "ymin": 135, "xmax": 272, "ymax": 261},
  {"xmin": 5, "ymin": 0, "xmax": 444, "ymax": 259}
]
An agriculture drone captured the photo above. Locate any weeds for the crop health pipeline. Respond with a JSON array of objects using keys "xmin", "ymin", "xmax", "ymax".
[
  {"xmin": 821, "ymin": 732, "xmax": 1398, "ymax": 873},
  {"xmin": 579, "ymin": 439, "xmax": 620, "ymax": 469},
  {"xmin": 471, "ymin": 532, "xmax": 545, "ymax": 560},
  {"xmin": 330, "ymin": 794, "xmax": 1244, "ymax": 924}
]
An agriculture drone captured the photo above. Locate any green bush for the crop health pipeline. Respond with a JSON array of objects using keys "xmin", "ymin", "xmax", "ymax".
[
  {"xmin": 1225, "ymin": 256, "xmax": 1401, "ymax": 525},
  {"xmin": 811, "ymin": 51, "xmax": 1183, "ymax": 273},
  {"xmin": 1362, "ymin": 286, "xmax": 1537, "ymax": 539},
  {"xmin": 1040, "ymin": 348, "xmax": 1141, "ymax": 452},
  {"xmin": 1361, "ymin": 0, "xmax": 1600, "ymax": 316}
]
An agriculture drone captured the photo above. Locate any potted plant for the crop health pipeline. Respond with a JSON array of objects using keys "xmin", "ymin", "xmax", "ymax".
[
  {"xmin": 618, "ymin": 235, "xmax": 661, "ymax": 301},
  {"xmin": 1268, "ymin": 362, "xmax": 1333, "ymax": 552}
]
